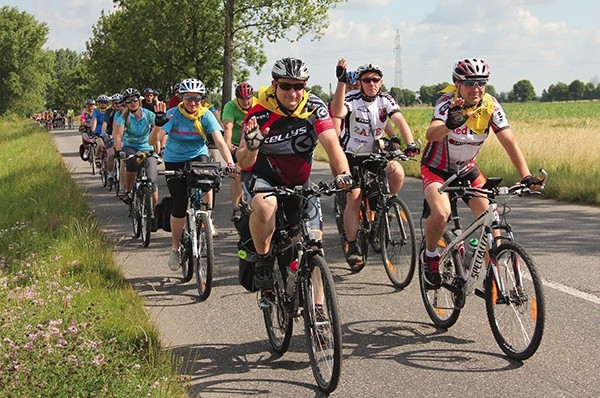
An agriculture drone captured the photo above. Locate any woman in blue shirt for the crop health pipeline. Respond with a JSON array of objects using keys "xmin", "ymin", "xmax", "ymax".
[{"xmin": 150, "ymin": 78, "xmax": 235, "ymax": 271}]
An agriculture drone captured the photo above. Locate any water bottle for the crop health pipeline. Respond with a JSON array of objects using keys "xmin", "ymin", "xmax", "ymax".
[
  {"xmin": 463, "ymin": 238, "xmax": 479, "ymax": 269},
  {"xmin": 286, "ymin": 259, "xmax": 299, "ymax": 295}
]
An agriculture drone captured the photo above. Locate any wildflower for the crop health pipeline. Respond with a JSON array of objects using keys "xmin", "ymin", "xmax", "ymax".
[
  {"xmin": 92, "ymin": 354, "xmax": 105, "ymax": 366},
  {"xmin": 132, "ymin": 364, "xmax": 141, "ymax": 370},
  {"xmin": 56, "ymin": 338, "xmax": 67, "ymax": 347}
]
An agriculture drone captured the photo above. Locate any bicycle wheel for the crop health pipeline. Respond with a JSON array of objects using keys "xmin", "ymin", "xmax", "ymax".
[
  {"xmin": 485, "ymin": 241, "xmax": 545, "ymax": 360},
  {"xmin": 348, "ymin": 206, "xmax": 369, "ymax": 273},
  {"xmin": 179, "ymin": 216, "xmax": 193, "ymax": 282},
  {"xmin": 89, "ymin": 146, "xmax": 96, "ymax": 175},
  {"xmin": 263, "ymin": 256, "xmax": 293, "ymax": 354},
  {"xmin": 100, "ymin": 154, "xmax": 107, "ymax": 187},
  {"xmin": 333, "ymin": 191, "xmax": 347, "ymax": 255},
  {"xmin": 418, "ymin": 234, "xmax": 462, "ymax": 328},
  {"xmin": 195, "ymin": 212, "xmax": 214, "ymax": 300},
  {"xmin": 140, "ymin": 185, "xmax": 152, "ymax": 247},
  {"xmin": 302, "ymin": 255, "xmax": 342, "ymax": 393},
  {"xmin": 113, "ymin": 158, "xmax": 121, "ymax": 197},
  {"xmin": 380, "ymin": 197, "xmax": 417, "ymax": 289},
  {"xmin": 131, "ymin": 192, "xmax": 141, "ymax": 239}
]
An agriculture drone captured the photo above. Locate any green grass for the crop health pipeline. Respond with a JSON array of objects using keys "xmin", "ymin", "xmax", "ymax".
[
  {"xmin": 0, "ymin": 116, "xmax": 186, "ymax": 397},
  {"xmin": 315, "ymin": 101, "xmax": 600, "ymax": 205}
]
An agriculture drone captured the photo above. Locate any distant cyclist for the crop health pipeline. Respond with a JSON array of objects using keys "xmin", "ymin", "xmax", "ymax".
[{"xmin": 221, "ymin": 81, "xmax": 257, "ymax": 222}]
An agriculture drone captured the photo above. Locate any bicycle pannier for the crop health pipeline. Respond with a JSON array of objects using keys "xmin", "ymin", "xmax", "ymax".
[{"xmin": 185, "ymin": 162, "xmax": 221, "ymax": 190}]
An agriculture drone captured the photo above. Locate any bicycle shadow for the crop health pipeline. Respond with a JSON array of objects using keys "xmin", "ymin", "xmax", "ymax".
[{"xmin": 341, "ymin": 318, "xmax": 523, "ymax": 372}]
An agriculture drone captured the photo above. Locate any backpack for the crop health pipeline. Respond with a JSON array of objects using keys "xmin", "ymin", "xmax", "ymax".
[
  {"xmin": 155, "ymin": 196, "xmax": 173, "ymax": 232},
  {"xmin": 234, "ymin": 210, "xmax": 259, "ymax": 292}
]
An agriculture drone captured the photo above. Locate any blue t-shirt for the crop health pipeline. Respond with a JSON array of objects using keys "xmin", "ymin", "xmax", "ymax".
[
  {"xmin": 162, "ymin": 108, "xmax": 222, "ymax": 163},
  {"xmin": 91, "ymin": 108, "xmax": 106, "ymax": 135},
  {"xmin": 116, "ymin": 108, "xmax": 155, "ymax": 151}
]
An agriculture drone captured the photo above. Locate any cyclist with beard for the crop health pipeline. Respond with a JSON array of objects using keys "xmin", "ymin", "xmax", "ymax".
[
  {"xmin": 221, "ymin": 81, "xmax": 257, "ymax": 222},
  {"xmin": 330, "ymin": 58, "xmax": 420, "ymax": 269}
]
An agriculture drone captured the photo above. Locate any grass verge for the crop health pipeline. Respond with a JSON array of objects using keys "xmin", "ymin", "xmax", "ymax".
[{"xmin": 0, "ymin": 115, "xmax": 186, "ymax": 397}]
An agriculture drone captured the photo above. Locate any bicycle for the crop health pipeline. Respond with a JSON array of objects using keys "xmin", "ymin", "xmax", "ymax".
[
  {"xmin": 113, "ymin": 155, "xmax": 121, "ymax": 197},
  {"xmin": 162, "ymin": 162, "xmax": 223, "ymax": 300},
  {"xmin": 250, "ymin": 180, "xmax": 342, "ymax": 393},
  {"xmin": 126, "ymin": 151, "xmax": 158, "ymax": 247},
  {"xmin": 333, "ymin": 148, "xmax": 417, "ymax": 288},
  {"xmin": 99, "ymin": 137, "xmax": 114, "ymax": 189},
  {"xmin": 418, "ymin": 170, "xmax": 548, "ymax": 360}
]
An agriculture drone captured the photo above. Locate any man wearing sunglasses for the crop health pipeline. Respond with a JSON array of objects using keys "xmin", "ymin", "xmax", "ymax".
[
  {"xmin": 420, "ymin": 58, "xmax": 543, "ymax": 289},
  {"xmin": 330, "ymin": 59, "xmax": 419, "ymax": 269},
  {"xmin": 236, "ymin": 57, "xmax": 353, "ymax": 291}
]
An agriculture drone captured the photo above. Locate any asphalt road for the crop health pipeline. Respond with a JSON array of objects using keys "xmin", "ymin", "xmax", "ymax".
[{"xmin": 52, "ymin": 128, "xmax": 599, "ymax": 398}]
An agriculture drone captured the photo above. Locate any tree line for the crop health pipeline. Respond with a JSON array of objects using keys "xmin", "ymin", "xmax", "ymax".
[{"xmin": 1, "ymin": 3, "xmax": 598, "ymax": 118}]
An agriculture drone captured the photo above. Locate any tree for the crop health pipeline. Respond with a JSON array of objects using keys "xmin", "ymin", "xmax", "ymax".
[
  {"xmin": 389, "ymin": 87, "xmax": 417, "ymax": 107},
  {"xmin": 46, "ymin": 49, "xmax": 87, "ymax": 110},
  {"xmin": 508, "ymin": 80, "xmax": 536, "ymax": 102},
  {"xmin": 568, "ymin": 80, "xmax": 585, "ymax": 101},
  {"xmin": 0, "ymin": 6, "xmax": 51, "ymax": 116},
  {"xmin": 419, "ymin": 82, "xmax": 450, "ymax": 106}
]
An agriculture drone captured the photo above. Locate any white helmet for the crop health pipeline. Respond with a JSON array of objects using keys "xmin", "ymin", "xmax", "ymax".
[
  {"xmin": 178, "ymin": 78, "xmax": 206, "ymax": 97},
  {"xmin": 452, "ymin": 58, "xmax": 490, "ymax": 82}
]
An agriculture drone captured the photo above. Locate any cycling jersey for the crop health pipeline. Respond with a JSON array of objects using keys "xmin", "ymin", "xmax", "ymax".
[
  {"xmin": 339, "ymin": 90, "xmax": 402, "ymax": 155},
  {"xmin": 161, "ymin": 106, "xmax": 221, "ymax": 163},
  {"xmin": 242, "ymin": 92, "xmax": 334, "ymax": 187},
  {"xmin": 91, "ymin": 108, "xmax": 106, "ymax": 135},
  {"xmin": 421, "ymin": 92, "xmax": 510, "ymax": 174},
  {"xmin": 115, "ymin": 108, "xmax": 155, "ymax": 151},
  {"xmin": 80, "ymin": 110, "xmax": 93, "ymax": 128}
]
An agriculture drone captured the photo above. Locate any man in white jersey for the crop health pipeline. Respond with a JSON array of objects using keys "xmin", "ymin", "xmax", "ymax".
[
  {"xmin": 330, "ymin": 58, "xmax": 419, "ymax": 268},
  {"xmin": 420, "ymin": 58, "xmax": 543, "ymax": 288}
]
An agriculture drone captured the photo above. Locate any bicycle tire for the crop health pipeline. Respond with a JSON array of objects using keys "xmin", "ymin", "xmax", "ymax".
[
  {"xmin": 333, "ymin": 191, "xmax": 347, "ymax": 256},
  {"xmin": 348, "ymin": 205, "xmax": 369, "ymax": 273},
  {"xmin": 195, "ymin": 212, "xmax": 214, "ymax": 301},
  {"xmin": 131, "ymin": 192, "xmax": 141, "ymax": 239},
  {"xmin": 485, "ymin": 241, "xmax": 545, "ymax": 360},
  {"xmin": 418, "ymin": 235, "xmax": 462, "ymax": 328},
  {"xmin": 113, "ymin": 158, "xmax": 121, "ymax": 197},
  {"xmin": 89, "ymin": 145, "xmax": 96, "ymax": 175},
  {"xmin": 140, "ymin": 185, "xmax": 152, "ymax": 247},
  {"xmin": 302, "ymin": 255, "xmax": 342, "ymax": 393},
  {"xmin": 180, "ymin": 219, "xmax": 193, "ymax": 282},
  {"xmin": 263, "ymin": 256, "xmax": 293, "ymax": 355},
  {"xmin": 380, "ymin": 196, "xmax": 417, "ymax": 289},
  {"xmin": 100, "ymin": 154, "xmax": 107, "ymax": 187}
]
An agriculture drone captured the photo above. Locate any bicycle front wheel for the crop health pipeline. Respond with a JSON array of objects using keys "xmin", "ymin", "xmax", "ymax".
[
  {"xmin": 89, "ymin": 146, "xmax": 96, "ymax": 175},
  {"xmin": 263, "ymin": 256, "xmax": 293, "ymax": 354},
  {"xmin": 333, "ymin": 191, "xmax": 347, "ymax": 256},
  {"xmin": 380, "ymin": 197, "xmax": 417, "ymax": 289},
  {"xmin": 302, "ymin": 255, "xmax": 342, "ymax": 393},
  {"xmin": 140, "ymin": 186, "xmax": 152, "ymax": 247},
  {"xmin": 113, "ymin": 158, "xmax": 121, "ymax": 196},
  {"xmin": 194, "ymin": 212, "xmax": 214, "ymax": 301},
  {"xmin": 485, "ymin": 241, "xmax": 545, "ymax": 360},
  {"xmin": 100, "ymin": 154, "xmax": 107, "ymax": 187},
  {"xmin": 418, "ymin": 235, "xmax": 462, "ymax": 328},
  {"xmin": 180, "ymin": 217, "xmax": 194, "ymax": 283},
  {"xmin": 131, "ymin": 192, "xmax": 141, "ymax": 239}
]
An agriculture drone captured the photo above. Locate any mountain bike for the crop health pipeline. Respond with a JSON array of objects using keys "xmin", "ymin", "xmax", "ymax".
[
  {"xmin": 418, "ymin": 170, "xmax": 548, "ymax": 360},
  {"xmin": 252, "ymin": 180, "xmax": 342, "ymax": 393},
  {"xmin": 162, "ymin": 162, "xmax": 223, "ymax": 300},
  {"xmin": 127, "ymin": 151, "xmax": 158, "ymax": 247},
  {"xmin": 334, "ymin": 148, "xmax": 417, "ymax": 288}
]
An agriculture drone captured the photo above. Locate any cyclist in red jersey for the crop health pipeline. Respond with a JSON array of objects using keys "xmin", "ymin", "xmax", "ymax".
[
  {"xmin": 421, "ymin": 58, "xmax": 543, "ymax": 288},
  {"xmin": 237, "ymin": 57, "xmax": 354, "ymax": 289}
]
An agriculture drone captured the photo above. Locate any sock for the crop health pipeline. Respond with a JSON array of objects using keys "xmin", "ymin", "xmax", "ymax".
[{"xmin": 425, "ymin": 249, "xmax": 439, "ymax": 258}]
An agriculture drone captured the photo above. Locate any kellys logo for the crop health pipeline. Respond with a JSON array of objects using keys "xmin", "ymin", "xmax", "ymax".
[{"xmin": 262, "ymin": 126, "xmax": 315, "ymax": 154}]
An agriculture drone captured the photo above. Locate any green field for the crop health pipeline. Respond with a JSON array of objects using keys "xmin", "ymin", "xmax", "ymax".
[{"xmin": 317, "ymin": 101, "xmax": 600, "ymax": 205}]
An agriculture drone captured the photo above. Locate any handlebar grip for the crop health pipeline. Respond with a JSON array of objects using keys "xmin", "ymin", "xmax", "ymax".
[
  {"xmin": 438, "ymin": 173, "xmax": 459, "ymax": 193},
  {"xmin": 253, "ymin": 186, "xmax": 274, "ymax": 194}
]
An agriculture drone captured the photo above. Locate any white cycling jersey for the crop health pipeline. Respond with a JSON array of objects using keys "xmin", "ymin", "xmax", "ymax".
[
  {"xmin": 339, "ymin": 90, "xmax": 402, "ymax": 155},
  {"xmin": 421, "ymin": 92, "xmax": 510, "ymax": 173}
]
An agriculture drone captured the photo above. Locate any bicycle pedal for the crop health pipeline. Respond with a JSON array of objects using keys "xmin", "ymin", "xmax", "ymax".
[{"xmin": 474, "ymin": 288, "xmax": 485, "ymax": 299}]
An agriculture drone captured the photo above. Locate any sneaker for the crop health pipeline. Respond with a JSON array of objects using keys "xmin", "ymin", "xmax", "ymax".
[
  {"xmin": 208, "ymin": 216, "xmax": 218, "ymax": 237},
  {"xmin": 423, "ymin": 253, "xmax": 442, "ymax": 289},
  {"xmin": 253, "ymin": 256, "xmax": 274, "ymax": 290},
  {"xmin": 168, "ymin": 249, "xmax": 180, "ymax": 271},
  {"xmin": 345, "ymin": 241, "xmax": 363, "ymax": 266},
  {"xmin": 230, "ymin": 208, "xmax": 242, "ymax": 223},
  {"xmin": 151, "ymin": 217, "xmax": 158, "ymax": 232},
  {"xmin": 122, "ymin": 191, "xmax": 133, "ymax": 205}
]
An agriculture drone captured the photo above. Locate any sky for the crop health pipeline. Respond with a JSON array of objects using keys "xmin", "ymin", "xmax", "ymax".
[{"xmin": 4, "ymin": 0, "xmax": 600, "ymax": 95}]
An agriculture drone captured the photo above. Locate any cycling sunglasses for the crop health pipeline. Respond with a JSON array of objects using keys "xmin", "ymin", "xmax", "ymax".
[
  {"xmin": 124, "ymin": 97, "xmax": 140, "ymax": 104},
  {"xmin": 277, "ymin": 82, "xmax": 306, "ymax": 91},
  {"xmin": 461, "ymin": 80, "xmax": 488, "ymax": 88},
  {"xmin": 183, "ymin": 95, "xmax": 204, "ymax": 103},
  {"xmin": 361, "ymin": 77, "xmax": 381, "ymax": 84}
]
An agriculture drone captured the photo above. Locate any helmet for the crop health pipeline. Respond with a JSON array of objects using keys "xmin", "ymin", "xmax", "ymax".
[
  {"xmin": 271, "ymin": 57, "xmax": 310, "ymax": 81},
  {"xmin": 178, "ymin": 78, "xmax": 206, "ymax": 97},
  {"xmin": 173, "ymin": 82, "xmax": 180, "ymax": 92},
  {"xmin": 111, "ymin": 93, "xmax": 123, "ymax": 102},
  {"xmin": 97, "ymin": 94, "xmax": 110, "ymax": 103},
  {"xmin": 235, "ymin": 82, "xmax": 254, "ymax": 99},
  {"xmin": 356, "ymin": 64, "xmax": 383, "ymax": 80},
  {"xmin": 347, "ymin": 71, "xmax": 359, "ymax": 85},
  {"xmin": 85, "ymin": 98, "xmax": 95, "ymax": 106},
  {"xmin": 122, "ymin": 87, "xmax": 140, "ymax": 100},
  {"xmin": 143, "ymin": 87, "xmax": 155, "ymax": 95},
  {"xmin": 452, "ymin": 58, "xmax": 490, "ymax": 82}
]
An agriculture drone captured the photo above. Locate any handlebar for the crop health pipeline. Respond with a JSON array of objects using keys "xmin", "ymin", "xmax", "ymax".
[
  {"xmin": 439, "ymin": 168, "xmax": 548, "ymax": 197},
  {"xmin": 252, "ymin": 181, "xmax": 341, "ymax": 198}
]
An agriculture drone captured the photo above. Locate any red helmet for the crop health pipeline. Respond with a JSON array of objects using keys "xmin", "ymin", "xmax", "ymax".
[{"xmin": 235, "ymin": 82, "xmax": 254, "ymax": 99}]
